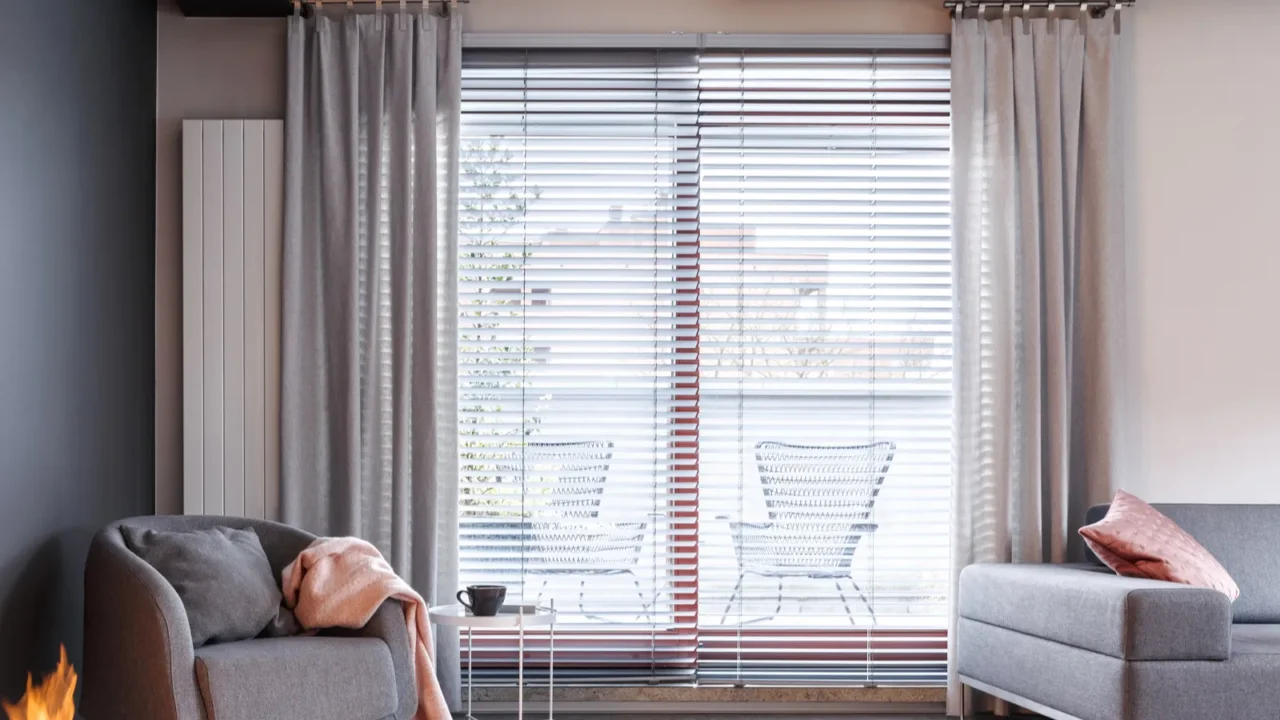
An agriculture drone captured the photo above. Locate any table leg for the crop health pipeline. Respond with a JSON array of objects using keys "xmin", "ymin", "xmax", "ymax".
[
  {"xmin": 549, "ymin": 598, "xmax": 555, "ymax": 720},
  {"xmin": 467, "ymin": 626, "xmax": 473, "ymax": 720},
  {"xmin": 518, "ymin": 612, "xmax": 525, "ymax": 720}
]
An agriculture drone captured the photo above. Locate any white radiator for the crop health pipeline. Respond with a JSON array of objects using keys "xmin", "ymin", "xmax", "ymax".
[{"xmin": 182, "ymin": 120, "xmax": 283, "ymax": 519}]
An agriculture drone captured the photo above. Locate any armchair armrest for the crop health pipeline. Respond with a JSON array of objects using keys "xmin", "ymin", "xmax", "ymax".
[
  {"xmin": 959, "ymin": 563, "xmax": 1231, "ymax": 661},
  {"xmin": 81, "ymin": 525, "xmax": 204, "ymax": 720},
  {"xmin": 350, "ymin": 599, "xmax": 417, "ymax": 719}
]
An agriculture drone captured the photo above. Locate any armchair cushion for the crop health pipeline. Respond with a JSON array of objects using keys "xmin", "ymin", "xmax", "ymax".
[
  {"xmin": 124, "ymin": 525, "xmax": 282, "ymax": 647},
  {"xmin": 194, "ymin": 636, "xmax": 398, "ymax": 720},
  {"xmin": 959, "ymin": 563, "xmax": 1232, "ymax": 660}
]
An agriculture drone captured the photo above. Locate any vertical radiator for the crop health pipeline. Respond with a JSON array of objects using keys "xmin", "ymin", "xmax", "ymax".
[{"xmin": 182, "ymin": 120, "xmax": 283, "ymax": 519}]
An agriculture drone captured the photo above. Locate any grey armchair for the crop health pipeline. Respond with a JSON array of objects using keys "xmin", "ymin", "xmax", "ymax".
[{"xmin": 81, "ymin": 515, "xmax": 416, "ymax": 720}]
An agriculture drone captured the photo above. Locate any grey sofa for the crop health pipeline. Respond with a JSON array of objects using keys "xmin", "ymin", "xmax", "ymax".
[
  {"xmin": 80, "ymin": 515, "xmax": 417, "ymax": 720},
  {"xmin": 958, "ymin": 503, "xmax": 1280, "ymax": 720}
]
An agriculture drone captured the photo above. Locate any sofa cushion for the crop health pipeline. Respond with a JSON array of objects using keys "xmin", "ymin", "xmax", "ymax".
[
  {"xmin": 1080, "ymin": 490, "xmax": 1240, "ymax": 601},
  {"xmin": 959, "ymin": 563, "xmax": 1231, "ymax": 660},
  {"xmin": 123, "ymin": 525, "xmax": 282, "ymax": 647},
  {"xmin": 1231, "ymin": 624, "xmax": 1280, "ymax": 655},
  {"xmin": 194, "ymin": 636, "xmax": 398, "ymax": 720}
]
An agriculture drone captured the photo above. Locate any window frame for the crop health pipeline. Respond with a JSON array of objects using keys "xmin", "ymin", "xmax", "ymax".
[{"xmin": 456, "ymin": 35, "xmax": 952, "ymax": 688}]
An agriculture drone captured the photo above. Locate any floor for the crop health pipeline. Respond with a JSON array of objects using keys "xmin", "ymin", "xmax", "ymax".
[{"xmin": 478, "ymin": 712, "xmax": 952, "ymax": 717}]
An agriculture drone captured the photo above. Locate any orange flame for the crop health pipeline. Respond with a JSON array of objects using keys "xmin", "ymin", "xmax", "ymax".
[{"xmin": 2, "ymin": 646, "xmax": 76, "ymax": 720}]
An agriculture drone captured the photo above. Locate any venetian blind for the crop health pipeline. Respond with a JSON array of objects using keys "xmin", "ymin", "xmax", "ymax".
[
  {"xmin": 695, "ymin": 49, "xmax": 952, "ymax": 686},
  {"xmin": 458, "ymin": 48, "xmax": 701, "ymax": 684},
  {"xmin": 458, "ymin": 45, "xmax": 951, "ymax": 687}
]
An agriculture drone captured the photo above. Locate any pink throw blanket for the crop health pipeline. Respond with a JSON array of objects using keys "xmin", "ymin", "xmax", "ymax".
[{"xmin": 282, "ymin": 537, "xmax": 451, "ymax": 720}]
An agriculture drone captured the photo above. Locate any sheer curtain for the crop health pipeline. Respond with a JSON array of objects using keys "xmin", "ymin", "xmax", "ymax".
[
  {"xmin": 281, "ymin": 6, "xmax": 463, "ymax": 706},
  {"xmin": 948, "ymin": 9, "xmax": 1125, "ymax": 714}
]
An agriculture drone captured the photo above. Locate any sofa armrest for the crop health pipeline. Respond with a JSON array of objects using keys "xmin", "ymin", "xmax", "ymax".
[
  {"xmin": 354, "ymin": 599, "xmax": 417, "ymax": 720},
  {"xmin": 959, "ymin": 563, "xmax": 1231, "ymax": 661},
  {"xmin": 81, "ymin": 525, "xmax": 204, "ymax": 720}
]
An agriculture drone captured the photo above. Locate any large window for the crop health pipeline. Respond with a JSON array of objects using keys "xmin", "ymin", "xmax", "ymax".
[{"xmin": 459, "ymin": 45, "xmax": 951, "ymax": 687}]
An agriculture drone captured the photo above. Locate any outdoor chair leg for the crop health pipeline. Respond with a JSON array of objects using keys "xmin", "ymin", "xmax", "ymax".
[
  {"xmin": 628, "ymin": 572, "xmax": 652, "ymax": 624},
  {"xmin": 848, "ymin": 577, "xmax": 877, "ymax": 625},
  {"xmin": 834, "ymin": 579, "xmax": 858, "ymax": 627},
  {"xmin": 719, "ymin": 573, "xmax": 745, "ymax": 625},
  {"xmin": 771, "ymin": 577, "xmax": 783, "ymax": 622}
]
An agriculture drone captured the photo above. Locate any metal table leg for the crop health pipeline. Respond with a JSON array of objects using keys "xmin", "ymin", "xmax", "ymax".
[
  {"xmin": 549, "ymin": 599, "xmax": 555, "ymax": 720},
  {"xmin": 467, "ymin": 626, "xmax": 474, "ymax": 720},
  {"xmin": 517, "ymin": 610, "xmax": 525, "ymax": 720}
]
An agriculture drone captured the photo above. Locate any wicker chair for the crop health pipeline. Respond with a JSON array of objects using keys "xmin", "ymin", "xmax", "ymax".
[
  {"xmin": 721, "ymin": 440, "xmax": 896, "ymax": 626},
  {"xmin": 523, "ymin": 441, "xmax": 648, "ymax": 620}
]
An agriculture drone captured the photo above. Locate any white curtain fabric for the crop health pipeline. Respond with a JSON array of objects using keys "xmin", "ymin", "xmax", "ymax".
[
  {"xmin": 948, "ymin": 10, "xmax": 1125, "ymax": 715},
  {"xmin": 281, "ymin": 7, "xmax": 462, "ymax": 707}
]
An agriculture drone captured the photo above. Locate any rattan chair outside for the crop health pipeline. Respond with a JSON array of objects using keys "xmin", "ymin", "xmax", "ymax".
[{"xmin": 721, "ymin": 440, "xmax": 896, "ymax": 626}]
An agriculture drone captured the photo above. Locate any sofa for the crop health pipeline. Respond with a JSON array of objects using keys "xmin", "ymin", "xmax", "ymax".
[
  {"xmin": 958, "ymin": 503, "xmax": 1280, "ymax": 720},
  {"xmin": 80, "ymin": 515, "xmax": 418, "ymax": 720}
]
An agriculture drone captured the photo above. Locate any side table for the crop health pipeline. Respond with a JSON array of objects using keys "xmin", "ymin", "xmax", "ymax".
[{"xmin": 428, "ymin": 601, "xmax": 556, "ymax": 720}]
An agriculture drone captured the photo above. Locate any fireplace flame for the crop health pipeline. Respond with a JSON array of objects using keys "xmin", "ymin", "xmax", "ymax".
[{"xmin": 2, "ymin": 646, "xmax": 76, "ymax": 720}]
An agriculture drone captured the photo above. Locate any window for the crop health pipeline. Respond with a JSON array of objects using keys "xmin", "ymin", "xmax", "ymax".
[{"xmin": 459, "ymin": 45, "xmax": 951, "ymax": 687}]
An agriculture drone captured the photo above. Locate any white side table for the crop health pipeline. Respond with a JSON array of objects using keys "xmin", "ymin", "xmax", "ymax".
[{"xmin": 428, "ymin": 601, "xmax": 556, "ymax": 720}]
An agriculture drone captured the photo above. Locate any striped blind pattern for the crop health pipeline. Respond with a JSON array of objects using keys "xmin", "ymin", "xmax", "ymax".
[{"xmin": 458, "ymin": 46, "xmax": 950, "ymax": 687}]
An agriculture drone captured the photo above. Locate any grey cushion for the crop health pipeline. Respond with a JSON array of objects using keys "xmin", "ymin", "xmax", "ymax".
[
  {"xmin": 959, "ymin": 563, "xmax": 1232, "ymax": 661},
  {"xmin": 1125, "ymin": 653, "xmax": 1280, "ymax": 720},
  {"xmin": 123, "ymin": 525, "xmax": 282, "ymax": 647},
  {"xmin": 194, "ymin": 637, "xmax": 398, "ymax": 720},
  {"xmin": 1230, "ymin": 623, "xmax": 1280, "ymax": 655},
  {"xmin": 1088, "ymin": 503, "xmax": 1280, "ymax": 623}
]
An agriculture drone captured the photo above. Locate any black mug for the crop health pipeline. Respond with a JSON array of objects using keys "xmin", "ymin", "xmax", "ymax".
[{"xmin": 457, "ymin": 585, "xmax": 506, "ymax": 617}]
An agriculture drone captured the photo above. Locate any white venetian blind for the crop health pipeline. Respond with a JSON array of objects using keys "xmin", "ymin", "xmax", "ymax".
[
  {"xmin": 695, "ymin": 49, "xmax": 952, "ymax": 686},
  {"xmin": 458, "ymin": 48, "xmax": 701, "ymax": 684},
  {"xmin": 458, "ymin": 44, "xmax": 951, "ymax": 687}
]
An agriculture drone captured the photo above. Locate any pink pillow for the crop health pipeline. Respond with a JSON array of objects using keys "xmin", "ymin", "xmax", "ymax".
[{"xmin": 1079, "ymin": 490, "xmax": 1240, "ymax": 601}]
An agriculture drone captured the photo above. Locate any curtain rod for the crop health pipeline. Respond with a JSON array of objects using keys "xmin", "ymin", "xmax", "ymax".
[
  {"xmin": 942, "ymin": 1, "xmax": 1133, "ymax": 7},
  {"xmin": 295, "ymin": 0, "xmax": 469, "ymax": 7}
]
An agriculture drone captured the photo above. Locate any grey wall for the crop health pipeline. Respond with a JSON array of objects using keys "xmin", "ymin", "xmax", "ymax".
[{"xmin": 0, "ymin": 0, "xmax": 156, "ymax": 698}]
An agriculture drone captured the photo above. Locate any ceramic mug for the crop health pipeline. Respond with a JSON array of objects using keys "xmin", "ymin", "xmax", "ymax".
[{"xmin": 457, "ymin": 584, "xmax": 506, "ymax": 617}]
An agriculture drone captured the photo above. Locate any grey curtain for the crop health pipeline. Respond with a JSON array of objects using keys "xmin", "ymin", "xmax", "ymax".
[
  {"xmin": 948, "ymin": 10, "xmax": 1125, "ymax": 715},
  {"xmin": 282, "ymin": 7, "xmax": 461, "ymax": 707}
]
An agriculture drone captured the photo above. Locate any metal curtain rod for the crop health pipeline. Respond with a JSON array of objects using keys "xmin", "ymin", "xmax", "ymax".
[
  {"xmin": 943, "ymin": 1, "xmax": 1134, "ymax": 8},
  {"xmin": 296, "ymin": 0, "xmax": 470, "ymax": 7}
]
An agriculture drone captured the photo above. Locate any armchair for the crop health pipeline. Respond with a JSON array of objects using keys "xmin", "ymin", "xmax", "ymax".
[{"xmin": 80, "ymin": 515, "xmax": 417, "ymax": 720}]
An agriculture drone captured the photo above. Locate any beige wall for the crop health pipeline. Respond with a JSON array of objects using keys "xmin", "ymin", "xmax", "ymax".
[
  {"xmin": 156, "ymin": 0, "xmax": 286, "ymax": 514},
  {"xmin": 154, "ymin": 0, "xmax": 949, "ymax": 513},
  {"xmin": 162, "ymin": 0, "xmax": 1280, "ymax": 512},
  {"xmin": 1122, "ymin": 0, "xmax": 1280, "ymax": 503}
]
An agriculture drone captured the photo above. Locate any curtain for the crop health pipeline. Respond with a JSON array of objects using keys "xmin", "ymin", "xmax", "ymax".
[
  {"xmin": 281, "ymin": 7, "xmax": 462, "ymax": 707},
  {"xmin": 948, "ymin": 10, "xmax": 1125, "ymax": 715}
]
